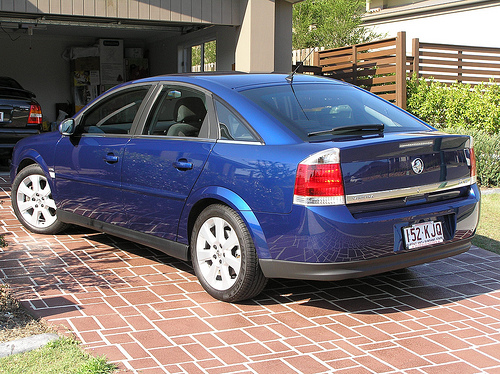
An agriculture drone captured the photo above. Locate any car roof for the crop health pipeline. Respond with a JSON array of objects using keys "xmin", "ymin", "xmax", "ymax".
[{"xmin": 131, "ymin": 73, "xmax": 345, "ymax": 91}]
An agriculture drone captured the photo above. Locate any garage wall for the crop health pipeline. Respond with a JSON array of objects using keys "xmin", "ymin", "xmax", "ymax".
[
  {"xmin": 0, "ymin": 33, "xmax": 94, "ymax": 123},
  {"xmin": 148, "ymin": 25, "xmax": 237, "ymax": 76},
  {"xmin": 0, "ymin": 0, "xmax": 240, "ymax": 25}
]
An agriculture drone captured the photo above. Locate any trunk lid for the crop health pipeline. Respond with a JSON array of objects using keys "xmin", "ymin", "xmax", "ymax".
[{"xmin": 339, "ymin": 132, "xmax": 473, "ymax": 207}]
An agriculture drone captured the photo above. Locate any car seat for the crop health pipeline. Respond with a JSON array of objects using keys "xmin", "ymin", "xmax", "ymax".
[{"xmin": 167, "ymin": 97, "xmax": 207, "ymax": 137}]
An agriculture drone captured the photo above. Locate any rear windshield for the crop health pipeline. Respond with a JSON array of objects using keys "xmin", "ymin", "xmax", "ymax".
[
  {"xmin": 239, "ymin": 83, "xmax": 431, "ymax": 140},
  {"xmin": 0, "ymin": 77, "xmax": 23, "ymax": 89}
]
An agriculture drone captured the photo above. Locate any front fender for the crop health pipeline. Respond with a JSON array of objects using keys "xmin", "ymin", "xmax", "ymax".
[
  {"xmin": 10, "ymin": 149, "xmax": 54, "ymax": 189},
  {"xmin": 179, "ymin": 186, "xmax": 271, "ymax": 260}
]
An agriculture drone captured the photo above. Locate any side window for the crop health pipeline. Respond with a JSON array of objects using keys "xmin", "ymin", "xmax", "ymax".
[
  {"xmin": 79, "ymin": 87, "xmax": 149, "ymax": 134},
  {"xmin": 143, "ymin": 86, "xmax": 209, "ymax": 138},
  {"xmin": 215, "ymin": 100, "xmax": 258, "ymax": 141}
]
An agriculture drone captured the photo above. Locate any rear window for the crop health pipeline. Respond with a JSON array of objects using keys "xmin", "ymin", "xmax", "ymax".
[
  {"xmin": 239, "ymin": 83, "xmax": 431, "ymax": 140},
  {"xmin": 0, "ymin": 77, "xmax": 23, "ymax": 89}
]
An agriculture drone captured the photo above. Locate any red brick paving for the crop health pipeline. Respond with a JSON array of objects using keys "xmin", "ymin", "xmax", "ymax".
[{"xmin": 2, "ymin": 173, "xmax": 500, "ymax": 373}]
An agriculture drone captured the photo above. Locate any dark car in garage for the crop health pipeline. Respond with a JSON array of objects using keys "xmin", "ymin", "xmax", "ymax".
[{"xmin": 0, "ymin": 77, "xmax": 42, "ymax": 163}]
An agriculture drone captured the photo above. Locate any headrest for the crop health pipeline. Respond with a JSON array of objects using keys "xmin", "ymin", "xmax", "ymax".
[{"xmin": 174, "ymin": 97, "xmax": 207, "ymax": 123}]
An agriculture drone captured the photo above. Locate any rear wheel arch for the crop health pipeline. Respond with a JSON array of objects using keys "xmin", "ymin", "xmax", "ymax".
[
  {"xmin": 190, "ymin": 203, "xmax": 268, "ymax": 302},
  {"xmin": 182, "ymin": 187, "xmax": 271, "ymax": 260}
]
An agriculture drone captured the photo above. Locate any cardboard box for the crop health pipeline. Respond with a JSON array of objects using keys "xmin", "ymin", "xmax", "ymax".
[{"xmin": 99, "ymin": 39, "xmax": 124, "ymax": 85}]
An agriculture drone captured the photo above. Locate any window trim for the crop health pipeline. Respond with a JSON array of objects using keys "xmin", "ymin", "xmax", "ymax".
[
  {"xmin": 133, "ymin": 81, "xmax": 219, "ymax": 140},
  {"xmin": 212, "ymin": 95, "xmax": 264, "ymax": 144},
  {"xmin": 74, "ymin": 82, "xmax": 156, "ymax": 138}
]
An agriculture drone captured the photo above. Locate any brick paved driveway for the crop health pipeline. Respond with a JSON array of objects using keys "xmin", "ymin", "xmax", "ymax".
[{"xmin": 1, "ymin": 172, "xmax": 500, "ymax": 373}]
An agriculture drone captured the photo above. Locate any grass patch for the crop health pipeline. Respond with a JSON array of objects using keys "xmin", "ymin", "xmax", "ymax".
[
  {"xmin": 473, "ymin": 193, "xmax": 500, "ymax": 254},
  {"xmin": 0, "ymin": 285, "xmax": 53, "ymax": 343},
  {"xmin": 0, "ymin": 336, "xmax": 116, "ymax": 374},
  {"xmin": 1, "ymin": 286, "xmax": 116, "ymax": 374}
]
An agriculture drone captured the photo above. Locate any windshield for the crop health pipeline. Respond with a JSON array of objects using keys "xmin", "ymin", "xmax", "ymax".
[{"xmin": 240, "ymin": 83, "xmax": 432, "ymax": 140}]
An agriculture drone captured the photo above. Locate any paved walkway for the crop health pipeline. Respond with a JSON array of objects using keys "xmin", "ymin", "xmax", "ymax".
[{"xmin": 1, "ymin": 173, "xmax": 500, "ymax": 373}]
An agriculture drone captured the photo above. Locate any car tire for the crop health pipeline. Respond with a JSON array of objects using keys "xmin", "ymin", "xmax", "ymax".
[
  {"xmin": 11, "ymin": 164, "xmax": 68, "ymax": 234},
  {"xmin": 191, "ymin": 204, "xmax": 267, "ymax": 302}
]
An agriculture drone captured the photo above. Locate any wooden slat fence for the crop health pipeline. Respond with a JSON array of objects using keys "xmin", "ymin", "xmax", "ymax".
[
  {"xmin": 412, "ymin": 39, "xmax": 500, "ymax": 85},
  {"xmin": 294, "ymin": 31, "xmax": 500, "ymax": 109},
  {"xmin": 315, "ymin": 31, "xmax": 409, "ymax": 108}
]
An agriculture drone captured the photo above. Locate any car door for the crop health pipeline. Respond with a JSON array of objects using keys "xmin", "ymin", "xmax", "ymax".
[
  {"xmin": 53, "ymin": 84, "xmax": 153, "ymax": 223},
  {"xmin": 120, "ymin": 84, "xmax": 217, "ymax": 242}
]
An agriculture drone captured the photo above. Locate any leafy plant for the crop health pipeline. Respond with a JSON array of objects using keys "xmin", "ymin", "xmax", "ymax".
[
  {"xmin": 406, "ymin": 75, "xmax": 500, "ymax": 187},
  {"xmin": 292, "ymin": 0, "xmax": 383, "ymax": 49},
  {"xmin": 407, "ymin": 75, "xmax": 500, "ymax": 134}
]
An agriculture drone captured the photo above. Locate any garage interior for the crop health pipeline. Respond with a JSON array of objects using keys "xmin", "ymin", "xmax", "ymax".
[{"xmin": 0, "ymin": 0, "xmax": 295, "ymax": 126}]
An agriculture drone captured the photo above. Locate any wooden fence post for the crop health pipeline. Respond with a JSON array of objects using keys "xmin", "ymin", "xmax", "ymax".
[
  {"xmin": 457, "ymin": 50, "xmax": 463, "ymax": 83},
  {"xmin": 352, "ymin": 45, "xmax": 358, "ymax": 86},
  {"xmin": 396, "ymin": 31, "xmax": 407, "ymax": 109},
  {"xmin": 313, "ymin": 50, "xmax": 319, "ymax": 67},
  {"xmin": 412, "ymin": 38, "xmax": 420, "ymax": 77}
]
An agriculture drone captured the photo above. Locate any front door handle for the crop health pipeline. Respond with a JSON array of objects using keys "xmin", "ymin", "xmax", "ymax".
[
  {"xmin": 173, "ymin": 159, "xmax": 193, "ymax": 170},
  {"xmin": 104, "ymin": 153, "xmax": 119, "ymax": 164}
]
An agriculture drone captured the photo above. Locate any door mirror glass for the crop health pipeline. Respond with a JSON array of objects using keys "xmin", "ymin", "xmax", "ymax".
[{"xmin": 59, "ymin": 118, "xmax": 76, "ymax": 136}]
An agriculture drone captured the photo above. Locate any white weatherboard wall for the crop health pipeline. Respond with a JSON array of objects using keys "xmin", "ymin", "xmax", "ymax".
[
  {"xmin": 0, "ymin": 0, "xmax": 241, "ymax": 25},
  {"xmin": 367, "ymin": 5, "xmax": 500, "ymax": 49}
]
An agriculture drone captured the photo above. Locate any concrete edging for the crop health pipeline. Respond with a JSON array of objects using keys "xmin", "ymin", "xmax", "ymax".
[{"xmin": 0, "ymin": 333, "xmax": 59, "ymax": 358}]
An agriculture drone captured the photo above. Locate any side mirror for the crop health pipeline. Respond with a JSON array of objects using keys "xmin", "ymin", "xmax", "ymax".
[{"xmin": 59, "ymin": 118, "xmax": 76, "ymax": 136}]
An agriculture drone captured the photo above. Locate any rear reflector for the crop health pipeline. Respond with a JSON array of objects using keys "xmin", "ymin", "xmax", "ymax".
[
  {"xmin": 293, "ymin": 148, "xmax": 345, "ymax": 206},
  {"xmin": 469, "ymin": 136, "xmax": 477, "ymax": 184},
  {"xmin": 28, "ymin": 103, "xmax": 42, "ymax": 125}
]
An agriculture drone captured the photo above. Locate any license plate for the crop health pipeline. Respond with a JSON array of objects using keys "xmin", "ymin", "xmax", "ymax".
[{"xmin": 403, "ymin": 221, "xmax": 444, "ymax": 249}]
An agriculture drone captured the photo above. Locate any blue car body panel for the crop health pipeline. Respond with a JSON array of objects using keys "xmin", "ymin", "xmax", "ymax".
[
  {"xmin": 121, "ymin": 137, "xmax": 215, "ymax": 241},
  {"xmin": 10, "ymin": 73, "xmax": 480, "ymax": 283},
  {"xmin": 53, "ymin": 135, "xmax": 130, "ymax": 223}
]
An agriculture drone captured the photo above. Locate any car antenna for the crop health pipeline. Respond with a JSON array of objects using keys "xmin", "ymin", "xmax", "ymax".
[{"xmin": 286, "ymin": 48, "xmax": 316, "ymax": 84}]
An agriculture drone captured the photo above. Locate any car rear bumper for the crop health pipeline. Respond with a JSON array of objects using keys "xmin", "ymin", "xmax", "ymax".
[
  {"xmin": 259, "ymin": 238, "xmax": 471, "ymax": 281},
  {"xmin": 0, "ymin": 128, "xmax": 40, "ymax": 156}
]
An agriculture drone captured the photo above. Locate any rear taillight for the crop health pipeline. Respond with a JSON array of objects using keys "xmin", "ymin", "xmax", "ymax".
[
  {"xmin": 28, "ymin": 103, "xmax": 42, "ymax": 125},
  {"xmin": 469, "ymin": 136, "xmax": 477, "ymax": 183},
  {"xmin": 293, "ymin": 148, "xmax": 345, "ymax": 206}
]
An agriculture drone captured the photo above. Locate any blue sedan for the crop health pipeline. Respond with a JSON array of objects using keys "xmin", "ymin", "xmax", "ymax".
[{"xmin": 10, "ymin": 73, "xmax": 480, "ymax": 302}]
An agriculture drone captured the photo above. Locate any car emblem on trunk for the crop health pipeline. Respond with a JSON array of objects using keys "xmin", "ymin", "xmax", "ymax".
[{"xmin": 411, "ymin": 158, "xmax": 424, "ymax": 174}]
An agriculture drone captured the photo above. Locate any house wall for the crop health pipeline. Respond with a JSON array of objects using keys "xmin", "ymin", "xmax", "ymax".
[
  {"xmin": 148, "ymin": 25, "xmax": 237, "ymax": 75},
  {"xmin": 0, "ymin": 0, "xmax": 240, "ymax": 25},
  {"xmin": 366, "ymin": 3, "xmax": 500, "ymax": 49}
]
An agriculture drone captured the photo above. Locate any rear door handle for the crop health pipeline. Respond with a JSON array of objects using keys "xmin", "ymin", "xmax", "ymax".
[
  {"xmin": 173, "ymin": 159, "xmax": 193, "ymax": 170},
  {"xmin": 104, "ymin": 153, "xmax": 119, "ymax": 164}
]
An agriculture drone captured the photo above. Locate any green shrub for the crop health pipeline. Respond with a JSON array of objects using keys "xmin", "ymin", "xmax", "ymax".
[
  {"xmin": 406, "ymin": 75, "xmax": 500, "ymax": 187},
  {"xmin": 407, "ymin": 75, "xmax": 500, "ymax": 134},
  {"xmin": 442, "ymin": 127, "xmax": 500, "ymax": 188}
]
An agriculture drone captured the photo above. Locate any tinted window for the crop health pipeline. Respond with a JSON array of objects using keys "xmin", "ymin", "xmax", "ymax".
[
  {"xmin": 215, "ymin": 101, "xmax": 258, "ymax": 141},
  {"xmin": 79, "ymin": 87, "xmax": 149, "ymax": 135},
  {"xmin": 0, "ymin": 77, "xmax": 23, "ymax": 89},
  {"xmin": 143, "ymin": 86, "xmax": 209, "ymax": 138},
  {"xmin": 240, "ymin": 83, "xmax": 431, "ymax": 140}
]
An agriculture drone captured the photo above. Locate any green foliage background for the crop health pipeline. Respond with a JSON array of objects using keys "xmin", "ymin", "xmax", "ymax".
[
  {"xmin": 292, "ymin": 0, "xmax": 382, "ymax": 49},
  {"xmin": 406, "ymin": 75, "xmax": 500, "ymax": 187}
]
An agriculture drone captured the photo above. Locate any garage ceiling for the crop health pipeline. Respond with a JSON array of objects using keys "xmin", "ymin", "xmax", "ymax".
[{"xmin": 0, "ymin": 13, "xmax": 209, "ymax": 42}]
